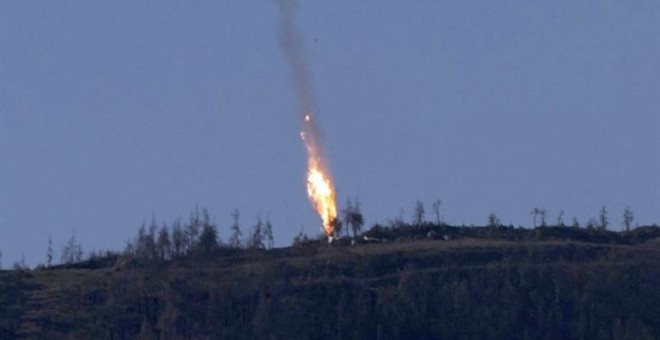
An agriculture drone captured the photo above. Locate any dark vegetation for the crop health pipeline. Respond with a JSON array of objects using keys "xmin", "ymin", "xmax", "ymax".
[{"xmin": 1, "ymin": 205, "xmax": 660, "ymax": 339}]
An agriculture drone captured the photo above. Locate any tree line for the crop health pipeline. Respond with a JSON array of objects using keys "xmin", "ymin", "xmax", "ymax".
[
  {"xmin": 122, "ymin": 207, "xmax": 276, "ymax": 264},
  {"xmin": 408, "ymin": 199, "xmax": 639, "ymax": 232},
  {"xmin": 0, "ymin": 199, "xmax": 650, "ymax": 269}
]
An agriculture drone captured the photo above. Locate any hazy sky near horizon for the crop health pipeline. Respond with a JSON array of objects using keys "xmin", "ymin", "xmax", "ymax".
[{"xmin": 1, "ymin": 1, "xmax": 658, "ymax": 266}]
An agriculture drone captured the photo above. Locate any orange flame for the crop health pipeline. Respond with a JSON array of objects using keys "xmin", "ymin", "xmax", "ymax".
[
  {"xmin": 301, "ymin": 114, "xmax": 337, "ymax": 236},
  {"xmin": 306, "ymin": 161, "xmax": 337, "ymax": 236}
]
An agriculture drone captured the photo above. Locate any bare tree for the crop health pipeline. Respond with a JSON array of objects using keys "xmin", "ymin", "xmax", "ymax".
[
  {"xmin": 264, "ymin": 216, "xmax": 274, "ymax": 249},
  {"xmin": 539, "ymin": 209, "xmax": 547, "ymax": 227},
  {"xmin": 623, "ymin": 207, "xmax": 634, "ymax": 232},
  {"xmin": 171, "ymin": 220, "xmax": 185, "ymax": 257},
  {"xmin": 351, "ymin": 199, "xmax": 364, "ymax": 237},
  {"xmin": 61, "ymin": 232, "xmax": 83, "ymax": 264},
  {"xmin": 599, "ymin": 206, "xmax": 608, "ymax": 230},
  {"xmin": 530, "ymin": 208, "xmax": 540, "ymax": 227},
  {"xmin": 147, "ymin": 217, "xmax": 158, "ymax": 259},
  {"xmin": 557, "ymin": 209, "xmax": 565, "ymax": 227},
  {"xmin": 487, "ymin": 213, "xmax": 500, "ymax": 228},
  {"xmin": 342, "ymin": 198, "xmax": 354, "ymax": 237},
  {"xmin": 331, "ymin": 216, "xmax": 343, "ymax": 238},
  {"xmin": 431, "ymin": 199, "xmax": 443, "ymax": 225},
  {"xmin": 229, "ymin": 209, "xmax": 242, "ymax": 249},
  {"xmin": 197, "ymin": 212, "xmax": 218, "ymax": 256},
  {"xmin": 343, "ymin": 198, "xmax": 364, "ymax": 238},
  {"xmin": 413, "ymin": 200, "xmax": 425, "ymax": 225},
  {"xmin": 134, "ymin": 219, "xmax": 158, "ymax": 260},
  {"xmin": 156, "ymin": 224, "xmax": 171, "ymax": 260},
  {"xmin": 250, "ymin": 215, "xmax": 265, "ymax": 250},
  {"xmin": 47, "ymin": 237, "xmax": 54, "ymax": 267},
  {"xmin": 185, "ymin": 208, "xmax": 202, "ymax": 250}
]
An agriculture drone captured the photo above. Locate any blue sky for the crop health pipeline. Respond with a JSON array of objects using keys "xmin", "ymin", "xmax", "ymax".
[{"xmin": 1, "ymin": 1, "xmax": 658, "ymax": 266}]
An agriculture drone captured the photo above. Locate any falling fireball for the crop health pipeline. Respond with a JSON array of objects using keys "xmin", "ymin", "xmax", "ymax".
[
  {"xmin": 277, "ymin": 2, "xmax": 338, "ymax": 237},
  {"xmin": 306, "ymin": 158, "xmax": 337, "ymax": 236},
  {"xmin": 301, "ymin": 113, "xmax": 337, "ymax": 236}
]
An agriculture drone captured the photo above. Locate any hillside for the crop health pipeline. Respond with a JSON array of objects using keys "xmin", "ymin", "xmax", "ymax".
[{"xmin": 2, "ymin": 225, "xmax": 660, "ymax": 339}]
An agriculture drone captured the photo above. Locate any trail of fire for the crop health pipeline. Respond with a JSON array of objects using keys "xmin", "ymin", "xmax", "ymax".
[
  {"xmin": 278, "ymin": 1, "xmax": 338, "ymax": 237},
  {"xmin": 301, "ymin": 114, "xmax": 337, "ymax": 236}
]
